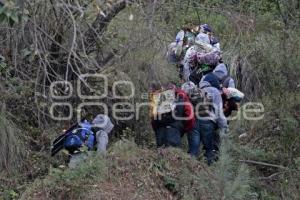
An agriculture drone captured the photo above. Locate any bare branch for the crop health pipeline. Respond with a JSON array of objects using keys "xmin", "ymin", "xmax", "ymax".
[
  {"xmin": 84, "ymin": 0, "xmax": 133, "ymax": 53},
  {"xmin": 239, "ymin": 160, "xmax": 288, "ymax": 170}
]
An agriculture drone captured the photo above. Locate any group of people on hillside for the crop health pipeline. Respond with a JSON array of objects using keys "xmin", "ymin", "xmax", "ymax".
[
  {"xmin": 51, "ymin": 23, "xmax": 244, "ymax": 168},
  {"xmin": 150, "ymin": 23, "xmax": 244, "ymax": 165}
]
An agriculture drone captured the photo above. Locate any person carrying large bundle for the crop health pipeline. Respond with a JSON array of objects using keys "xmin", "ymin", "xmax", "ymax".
[
  {"xmin": 150, "ymin": 83, "xmax": 195, "ymax": 148},
  {"xmin": 182, "ymin": 34, "xmax": 221, "ymax": 85},
  {"xmin": 222, "ymin": 87, "xmax": 245, "ymax": 117},
  {"xmin": 167, "ymin": 27, "xmax": 196, "ymax": 65}
]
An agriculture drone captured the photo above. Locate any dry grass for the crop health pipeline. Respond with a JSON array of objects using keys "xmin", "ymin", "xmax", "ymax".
[
  {"xmin": 0, "ymin": 111, "xmax": 23, "ymax": 173},
  {"xmin": 21, "ymin": 140, "xmax": 219, "ymax": 200}
]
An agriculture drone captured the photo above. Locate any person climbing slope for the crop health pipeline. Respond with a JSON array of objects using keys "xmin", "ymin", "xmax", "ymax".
[
  {"xmin": 210, "ymin": 63, "xmax": 245, "ymax": 117},
  {"xmin": 51, "ymin": 114, "xmax": 114, "ymax": 169},
  {"xmin": 92, "ymin": 114, "xmax": 115, "ymax": 153},
  {"xmin": 181, "ymin": 81, "xmax": 202, "ymax": 157},
  {"xmin": 222, "ymin": 87, "xmax": 245, "ymax": 117},
  {"xmin": 182, "ymin": 33, "xmax": 221, "ymax": 84},
  {"xmin": 190, "ymin": 75, "xmax": 228, "ymax": 165},
  {"xmin": 150, "ymin": 83, "xmax": 194, "ymax": 148},
  {"xmin": 172, "ymin": 27, "xmax": 197, "ymax": 79},
  {"xmin": 213, "ymin": 63, "xmax": 235, "ymax": 88},
  {"xmin": 196, "ymin": 24, "xmax": 221, "ymax": 51},
  {"xmin": 63, "ymin": 119, "xmax": 95, "ymax": 168}
]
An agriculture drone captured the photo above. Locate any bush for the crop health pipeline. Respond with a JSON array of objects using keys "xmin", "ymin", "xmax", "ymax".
[{"xmin": 32, "ymin": 154, "xmax": 106, "ymax": 199}]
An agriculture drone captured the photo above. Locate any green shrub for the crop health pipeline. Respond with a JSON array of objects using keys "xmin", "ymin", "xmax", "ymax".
[{"xmin": 41, "ymin": 154, "xmax": 106, "ymax": 199}]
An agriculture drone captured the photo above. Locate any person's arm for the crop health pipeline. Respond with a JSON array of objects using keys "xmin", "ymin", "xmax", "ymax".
[
  {"xmin": 213, "ymin": 90, "xmax": 228, "ymax": 129},
  {"xmin": 228, "ymin": 78, "xmax": 235, "ymax": 88},
  {"xmin": 183, "ymin": 62, "xmax": 191, "ymax": 81},
  {"xmin": 96, "ymin": 130, "xmax": 109, "ymax": 153},
  {"xmin": 182, "ymin": 48, "xmax": 196, "ymax": 81}
]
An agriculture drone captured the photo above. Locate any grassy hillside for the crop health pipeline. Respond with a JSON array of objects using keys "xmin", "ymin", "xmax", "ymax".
[
  {"xmin": 20, "ymin": 139, "xmax": 254, "ymax": 200},
  {"xmin": 0, "ymin": 0, "xmax": 299, "ymax": 199}
]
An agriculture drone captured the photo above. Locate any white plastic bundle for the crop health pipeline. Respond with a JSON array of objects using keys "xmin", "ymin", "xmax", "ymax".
[{"xmin": 225, "ymin": 88, "xmax": 245, "ymax": 101}]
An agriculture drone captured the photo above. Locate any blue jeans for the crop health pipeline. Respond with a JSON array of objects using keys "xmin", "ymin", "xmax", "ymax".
[
  {"xmin": 155, "ymin": 126, "xmax": 181, "ymax": 147},
  {"xmin": 187, "ymin": 121, "xmax": 201, "ymax": 157},
  {"xmin": 198, "ymin": 120, "xmax": 218, "ymax": 165}
]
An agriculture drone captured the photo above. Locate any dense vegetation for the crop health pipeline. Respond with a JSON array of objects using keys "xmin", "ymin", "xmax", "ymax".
[{"xmin": 0, "ymin": 0, "xmax": 299, "ymax": 199}]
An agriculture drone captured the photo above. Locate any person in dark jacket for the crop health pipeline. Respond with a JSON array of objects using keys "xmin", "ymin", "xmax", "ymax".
[
  {"xmin": 197, "ymin": 77, "xmax": 228, "ymax": 165},
  {"xmin": 213, "ymin": 63, "xmax": 235, "ymax": 88},
  {"xmin": 151, "ymin": 84, "xmax": 188, "ymax": 148},
  {"xmin": 200, "ymin": 72, "xmax": 222, "ymax": 90}
]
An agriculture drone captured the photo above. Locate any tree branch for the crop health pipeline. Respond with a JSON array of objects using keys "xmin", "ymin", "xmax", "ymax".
[
  {"xmin": 239, "ymin": 160, "xmax": 288, "ymax": 170},
  {"xmin": 84, "ymin": 0, "xmax": 133, "ymax": 54}
]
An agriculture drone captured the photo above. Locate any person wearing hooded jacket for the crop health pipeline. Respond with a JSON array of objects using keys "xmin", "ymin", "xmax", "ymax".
[
  {"xmin": 197, "ymin": 75, "xmax": 228, "ymax": 165},
  {"xmin": 92, "ymin": 114, "xmax": 115, "ymax": 153},
  {"xmin": 212, "ymin": 63, "xmax": 240, "ymax": 118},
  {"xmin": 213, "ymin": 63, "xmax": 235, "ymax": 88},
  {"xmin": 182, "ymin": 32, "xmax": 211, "ymax": 82},
  {"xmin": 201, "ymin": 70, "xmax": 239, "ymax": 118},
  {"xmin": 182, "ymin": 33, "xmax": 221, "ymax": 84},
  {"xmin": 196, "ymin": 24, "xmax": 221, "ymax": 51},
  {"xmin": 68, "ymin": 115, "xmax": 114, "ymax": 169}
]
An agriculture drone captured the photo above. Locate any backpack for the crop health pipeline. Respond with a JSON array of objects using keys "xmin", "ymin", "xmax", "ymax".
[
  {"xmin": 167, "ymin": 42, "xmax": 178, "ymax": 64},
  {"xmin": 64, "ymin": 121, "xmax": 95, "ymax": 153},
  {"xmin": 210, "ymin": 36, "xmax": 219, "ymax": 45},
  {"xmin": 189, "ymin": 87, "xmax": 213, "ymax": 117},
  {"xmin": 51, "ymin": 122, "xmax": 80, "ymax": 156},
  {"xmin": 150, "ymin": 88, "xmax": 176, "ymax": 119},
  {"xmin": 219, "ymin": 64, "xmax": 231, "ymax": 88},
  {"xmin": 63, "ymin": 132, "xmax": 84, "ymax": 153}
]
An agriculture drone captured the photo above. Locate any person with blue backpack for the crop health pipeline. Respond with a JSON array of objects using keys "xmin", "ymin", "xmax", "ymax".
[
  {"xmin": 63, "ymin": 120, "xmax": 94, "ymax": 153},
  {"xmin": 66, "ymin": 119, "xmax": 95, "ymax": 168},
  {"xmin": 51, "ymin": 114, "xmax": 114, "ymax": 169}
]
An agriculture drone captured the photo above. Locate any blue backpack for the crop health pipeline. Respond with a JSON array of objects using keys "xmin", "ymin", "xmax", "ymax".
[{"xmin": 64, "ymin": 120, "xmax": 95, "ymax": 153}]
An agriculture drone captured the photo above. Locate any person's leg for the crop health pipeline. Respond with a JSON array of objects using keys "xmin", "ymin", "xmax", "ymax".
[
  {"xmin": 96, "ymin": 130, "xmax": 108, "ymax": 153},
  {"xmin": 155, "ymin": 127, "xmax": 166, "ymax": 147},
  {"xmin": 187, "ymin": 121, "xmax": 201, "ymax": 157},
  {"xmin": 213, "ymin": 127, "xmax": 220, "ymax": 159},
  {"xmin": 199, "ymin": 120, "xmax": 217, "ymax": 165},
  {"xmin": 165, "ymin": 127, "xmax": 181, "ymax": 147}
]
